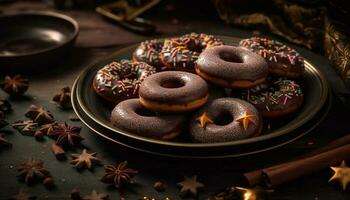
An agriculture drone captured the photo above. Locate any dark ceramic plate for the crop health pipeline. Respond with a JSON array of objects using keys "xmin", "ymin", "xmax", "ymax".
[
  {"xmin": 72, "ymin": 36, "xmax": 330, "ymax": 158},
  {"xmin": 0, "ymin": 12, "xmax": 79, "ymax": 73}
]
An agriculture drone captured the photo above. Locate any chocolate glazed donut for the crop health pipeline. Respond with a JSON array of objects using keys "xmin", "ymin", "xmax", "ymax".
[
  {"xmin": 139, "ymin": 71, "xmax": 208, "ymax": 113},
  {"xmin": 190, "ymin": 98, "xmax": 262, "ymax": 143},
  {"xmin": 93, "ymin": 60, "xmax": 156, "ymax": 103},
  {"xmin": 133, "ymin": 39, "xmax": 164, "ymax": 70},
  {"xmin": 160, "ymin": 33, "xmax": 223, "ymax": 72},
  {"xmin": 111, "ymin": 99, "xmax": 185, "ymax": 140},
  {"xmin": 239, "ymin": 37, "xmax": 305, "ymax": 78},
  {"xmin": 243, "ymin": 78, "xmax": 304, "ymax": 118},
  {"xmin": 195, "ymin": 45, "xmax": 269, "ymax": 89}
]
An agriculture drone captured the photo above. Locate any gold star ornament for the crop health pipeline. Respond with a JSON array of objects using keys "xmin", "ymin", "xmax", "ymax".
[
  {"xmin": 235, "ymin": 112, "xmax": 257, "ymax": 131},
  {"xmin": 329, "ymin": 160, "xmax": 350, "ymax": 190},
  {"xmin": 196, "ymin": 112, "xmax": 213, "ymax": 129}
]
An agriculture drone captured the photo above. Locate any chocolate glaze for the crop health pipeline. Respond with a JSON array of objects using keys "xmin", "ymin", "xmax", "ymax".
[
  {"xmin": 241, "ymin": 78, "xmax": 304, "ymax": 117},
  {"xmin": 139, "ymin": 71, "xmax": 208, "ymax": 104},
  {"xmin": 93, "ymin": 60, "xmax": 156, "ymax": 103},
  {"xmin": 160, "ymin": 33, "xmax": 223, "ymax": 72},
  {"xmin": 110, "ymin": 99, "xmax": 185, "ymax": 140},
  {"xmin": 196, "ymin": 45, "xmax": 268, "ymax": 81},
  {"xmin": 190, "ymin": 98, "xmax": 262, "ymax": 143},
  {"xmin": 133, "ymin": 39, "xmax": 164, "ymax": 70},
  {"xmin": 239, "ymin": 37, "xmax": 305, "ymax": 77}
]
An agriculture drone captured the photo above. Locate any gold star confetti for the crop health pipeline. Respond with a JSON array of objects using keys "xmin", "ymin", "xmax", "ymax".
[
  {"xmin": 329, "ymin": 160, "xmax": 350, "ymax": 190},
  {"xmin": 196, "ymin": 112, "xmax": 213, "ymax": 129},
  {"xmin": 235, "ymin": 112, "xmax": 257, "ymax": 131}
]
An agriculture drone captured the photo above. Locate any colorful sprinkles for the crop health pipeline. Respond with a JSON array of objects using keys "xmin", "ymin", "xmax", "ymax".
[
  {"xmin": 94, "ymin": 60, "xmax": 156, "ymax": 102},
  {"xmin": 239, "ymin": 37, "xmax": 304, "ymax": 74},
  {"xmin": 160, "ymin": 33, "xmax": 223, "ymax": 71},
  {"xmin": 133, "ymin": 40, "xmax": 164, "ymax": 69},
  {"xmin": 245, "ymin": 78, "xmax": 303, "ymax": 113}
]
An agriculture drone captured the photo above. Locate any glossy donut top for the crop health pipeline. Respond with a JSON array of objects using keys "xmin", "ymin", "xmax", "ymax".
[
  {"xmin": 190, "ymin": 98, "xmax": 262, "ymax": 143},
  {"xmin": 133, "ymin": 39, "xmax": 163, "ymax": 69},
  {"xmin": 139, "ymin": 71, "xmax": 208, "ymax": 104},
  {"xmin": 196, "ymin": 45, "xmax": 268, "ymax": 81},
  {"xmin": 246, "ymin": 78, "xmax": 304, "ymax": 112},
  {"xmin": 160, "ymin": 33, "xmax": 224, "ymax": 71},
  {"xmin": 93, "ymin": 60, "xmax": 156, "ymax": 103},
  {"xmin": 239, "ymin": 37, "xmax": 304, "ymax": 76},
  {"xmin": 110, "ymin": 99, "xmax": 185, "ymax": 139}
]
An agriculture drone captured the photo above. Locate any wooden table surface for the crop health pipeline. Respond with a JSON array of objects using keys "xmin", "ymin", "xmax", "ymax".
[{"xmin": 1, "ymin": 1, "xmax": 350, "ymax": 199}]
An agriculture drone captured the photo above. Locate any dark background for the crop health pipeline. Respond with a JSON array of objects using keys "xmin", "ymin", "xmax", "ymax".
[{"xmin": 1, "ymin": 0, "xmax": 350, "ymax": 199}]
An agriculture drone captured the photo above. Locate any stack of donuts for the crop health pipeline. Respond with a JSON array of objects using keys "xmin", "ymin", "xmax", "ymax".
[{"xmin": 93, "ymin": 33, "xmax": 305, "ymax": 143}]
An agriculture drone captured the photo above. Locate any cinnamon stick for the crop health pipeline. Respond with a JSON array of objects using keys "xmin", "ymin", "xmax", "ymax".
[
  {"xmin": 51, "ymin": 144, "xmax": 66, "ymax": 160},
  {"xmin": 263, "ymin": 143, "xmax": 350, "ymax": 188},
  {"xmin": 244, "ymin": 134, "xmax": 350, "ymax": 186}
]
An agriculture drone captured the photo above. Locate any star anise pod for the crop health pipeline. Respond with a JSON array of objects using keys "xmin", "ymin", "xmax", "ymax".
[
  {"xmin": 83, "ymin": 190, "xmax": 109, "ymax": 200},
  {"xmin": 101, "ymin": 161, "xmax": 138, "ymax": 189},
  {"xmin": 52, "ymin": 87, "xmax": 72, "ymax": 109},
  {"xmin": 49, "ymin": 123, "xmax": 83, "ymax": 147},
  {"xmin": 9, "ymin": 189, "xmax": 36, "ymax": 200},
  {"xmin": 17, "ymin": 159, "xmax": 50, "ymax": 184},
  {"xmin": 0, "ymin": 75, "xmax": 29, "ymax": 96},
  {"xmin": 70, "ymin": 149, "xmax": 101, "ymax": 169},
  {"xmin": 25, "ymin": 105, "xmax": 54, "ymax": 125},
  {"xmin": 177, "ymin": 176, "xmax": 204, "ymax": 197},
  {"xmin": 0, "ymin": 133, "xmax": 11, "ymax": 148},
  {"xmin": 12, "ymin": 120, "xmax": 38, "ymax": 135},
  {"xmin": 33, "ymin": 122, "xmax": 58, "ymax": 140},
  {"xmin": 0, "ymin": 98, "xmax": 12, "ymax": 113}
]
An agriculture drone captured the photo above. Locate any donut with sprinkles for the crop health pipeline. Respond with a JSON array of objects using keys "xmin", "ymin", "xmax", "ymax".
[
  {"xmin": 93, "ymin": 60, "xmax": 156, "ymax": 103},
  {"xmin": 239, "ymin": 37, "xmax": 305, "ymax": 78},
  {"xmin": 240, "ymin": 78, "xmax": 304, "ymax": 118},
  {"xmin": 133, "ymin": 39, "xmax": 164, "ymax": 70},
  {"xmin": 160, "ymin": 33, "xmax": 223, "ymax": 72}
]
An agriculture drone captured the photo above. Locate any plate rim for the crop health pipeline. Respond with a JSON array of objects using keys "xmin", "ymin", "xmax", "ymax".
[
  {"xmin": 72, "ymin": 35, "xmax": 330, "ymax": 148},
  {"xmin": 72, "ymin": 85, "xmax": 332, "ymax": 158}
]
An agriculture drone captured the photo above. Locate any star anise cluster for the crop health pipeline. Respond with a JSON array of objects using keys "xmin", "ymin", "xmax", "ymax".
[
  {"xmin": 101, "ymin": 161, "xmax": 138, "ymax": 189},
  {"xmin": 0, "ymin": 75, "xmax": 29, "ymax": 96},
  {"xmin": 52, "ymin": 87, "xmax": 72, "ymax": 109},
  {"xmin": 17, "ymin": 159, "xmax": 51, "ymax": 185}
]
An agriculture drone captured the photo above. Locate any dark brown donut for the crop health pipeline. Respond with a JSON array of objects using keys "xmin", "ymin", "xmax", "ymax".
[
  {"xmin": 160, "ymin": 33, "xmax": 223, "ymax": 72},
  {"xmin": 111, "ymin": 99, "xmax": 185, "ymax": 140},
  {"xmin": 93, "ymin": 60, "xmax": 156, "ymax": 103},
  {"xmin": 240, "ymin": 78, "xmax": 304, "ymax": 118},
  {"xmin": 139, "ymin": 71, "xmax": 208, "ymax": 113},
  {"xmin": 190, "ymin": 98, "xmax": 262, "ymax": 143},
  {"xmin": 239, "ymin": 37, "xmax": 305, "ymax": 78},
  {"xmin": 195, "ymin": 45, "xmax": 269, "ymax": 88},
  {"xmin": 133, "ymin": 39, "xmax": 164, "ymax": 70}
]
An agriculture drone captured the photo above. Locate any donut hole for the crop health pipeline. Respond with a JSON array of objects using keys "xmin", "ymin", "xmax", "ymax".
[
  {"xmin": 219, "ymin": 51, "xmax": 243, "ymax": 63},
  {"xmin": 160, "ymin": 78, "xmax": 185, "ymax": 89},
  {"xmin": 214, "ymin": 112, "xmax": 233, "ymax": 126},
  {"xmin": 135, "ymin": 107, "xmax": 157, "ymax": 117}
]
